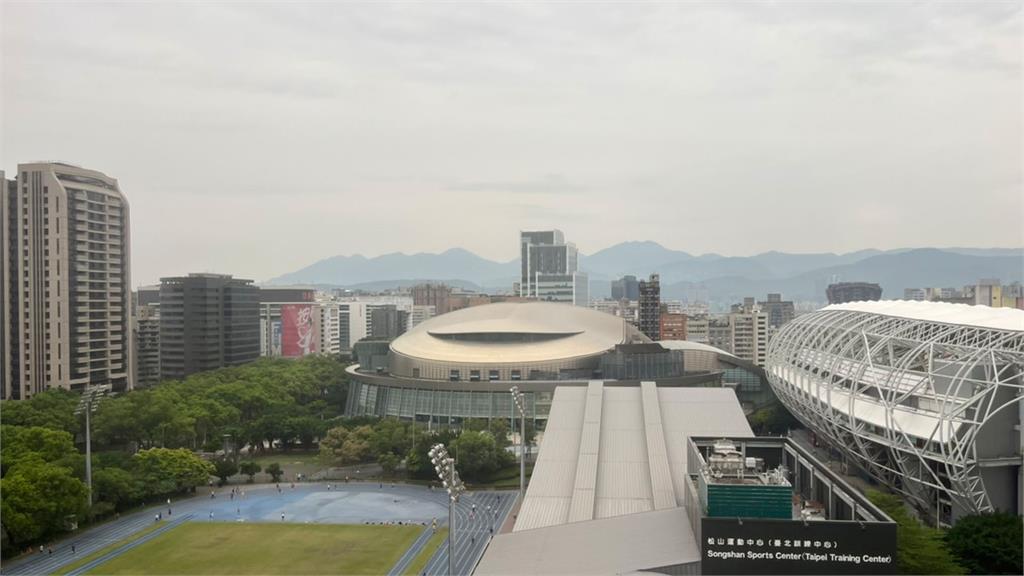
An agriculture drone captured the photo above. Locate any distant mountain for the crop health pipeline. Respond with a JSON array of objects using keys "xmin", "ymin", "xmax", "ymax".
[
  {"xmin": 266, "ymin": 248, "xmax": 517, "ymax": 286},
  {"xmin": 267, "ymin": 243, "xmax": 1023, "ymax": 304},
  {"xmin": 662, "ymin": 248, "xmax": 1023, "ymax": 302},
  {"xmin": 579, "ymin": 241, "xmax": 695, "ymax": 278}
]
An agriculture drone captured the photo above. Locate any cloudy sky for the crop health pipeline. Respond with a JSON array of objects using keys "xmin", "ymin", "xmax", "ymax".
[{"xmin": 2, "ymin": 1, "xmax": 1020, "ymax": 286}]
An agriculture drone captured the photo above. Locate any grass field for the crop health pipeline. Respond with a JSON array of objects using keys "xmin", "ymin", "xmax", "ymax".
[
  {"xmin": 403, "ymin": 528, "xmax": 448, "ymax": 576},
  {"xmin": 85, "ymin": 523, "xmax": 421, "ymax": 575}
]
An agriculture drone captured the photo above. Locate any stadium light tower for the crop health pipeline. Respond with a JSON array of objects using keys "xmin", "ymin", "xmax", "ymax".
[
  {"xmin": 429, "ymin": 443, "xmax": 465, "ymax": 576},
  {"xmin": 74, "ymin": 384, "xmax": 112, "ymax": 505},
  {"xmin": 510, "ymin": 386, "xmax": 527, "ymax": 500}
]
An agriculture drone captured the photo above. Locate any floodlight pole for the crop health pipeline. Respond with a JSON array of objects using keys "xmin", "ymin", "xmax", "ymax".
[
  {"xmin": 448, "ymin": 457, "xmax": 455, "ymax": 576},
  {"xmin": 510, "ymin": 387, "xmax": 527, "ymax": 500}
]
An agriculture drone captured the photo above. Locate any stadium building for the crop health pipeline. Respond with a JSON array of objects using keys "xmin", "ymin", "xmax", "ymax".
[
  {"xmin": 766, "ymin": 301, "xmax": 1024, "ymax": 525},
  {"xmin": 345, "ymin": 302, "xmax": 773, "ymax": 428}
]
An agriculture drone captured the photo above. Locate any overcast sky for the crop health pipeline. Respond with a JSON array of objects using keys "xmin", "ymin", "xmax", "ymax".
[{"xmin": 2, "ymin": 1, "xmax": 1021, "ymax": 286}]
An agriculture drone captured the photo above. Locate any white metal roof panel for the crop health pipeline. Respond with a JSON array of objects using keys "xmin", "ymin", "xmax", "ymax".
[{"xmin": 825, "ymin": 300, "xmax": 1024, "ymax": 332}]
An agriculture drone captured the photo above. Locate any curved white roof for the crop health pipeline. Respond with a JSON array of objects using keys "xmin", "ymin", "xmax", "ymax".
[
  {"xmin": 824, "ymin": 300, "xmax": 1024, "ymax": 332},
  {"xmin": 656, "ymin": 339, "xmax": 738, "ymax": 359},
  {"xmin": 391, "ymin": 301, "xmax": 646, "ymax": 364}
]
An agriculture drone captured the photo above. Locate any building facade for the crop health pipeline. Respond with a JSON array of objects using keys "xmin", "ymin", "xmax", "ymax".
[
  {"xmin": 519, "ymin": 229, "xmax": 588, "ymax": 306},
  {"xmin": 2, "ymin": 162, "xmax": 133, "ymax": 399},
  {"xmin": 638, "ymin": 273, "xmax": 661, "ymax": 341},
  {"xmin": 411, "ymin": 283, "xmax": 451, "ymax": 315},
  {"xmin": 159, "ymin": 273, "xmax": 259, "ymax": 380},
  {"xmin": 758, "ymin": 293, "xmax": 794, "ymax": 329},
  {"xmin": 611, "ymin": 275, "xmax": 639, "ymax": 301},
  {"xmin": 826, "ymin": 282, "xmax": 882, "ymax": 304},
  {"xmin": 134, "ymin": 302, "xmax": 160, "ymax": 387},
  {"xmin": 659, "ymin": 311, "xmax": 687, "ymax": 340},
  {"xmin": 766, "ymin": 301, "xmax": 1024, "ymax": 525}
]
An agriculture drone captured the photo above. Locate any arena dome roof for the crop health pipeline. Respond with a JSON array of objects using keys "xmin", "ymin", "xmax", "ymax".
[{"xmin": 390, "ymin": 301, "xmax": 648, "ymax": 364}]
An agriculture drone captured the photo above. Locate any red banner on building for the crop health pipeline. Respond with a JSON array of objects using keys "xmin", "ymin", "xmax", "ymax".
[{"xmin": 281, "ymin": 304, "xmax": 318, "ymax": 357}]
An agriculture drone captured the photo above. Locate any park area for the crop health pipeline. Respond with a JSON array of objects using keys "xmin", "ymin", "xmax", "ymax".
[{"xmin": 82, "ymin": 523, "xmax": 420, "ymax": 575}]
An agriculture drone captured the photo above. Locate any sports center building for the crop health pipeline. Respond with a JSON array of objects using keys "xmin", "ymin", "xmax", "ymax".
[
  {"xmin": 766, "ymin": 301, "xmax": 1024, "ymax": 525},
  {"xmin": 345, "ymin": 302, "xmax": 773, "ymax": 429}
]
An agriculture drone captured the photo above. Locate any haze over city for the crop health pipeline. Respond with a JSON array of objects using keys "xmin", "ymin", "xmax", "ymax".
[{"xmin": 3, "ymin": 2, "xmax": 1021, "ymax": 286}]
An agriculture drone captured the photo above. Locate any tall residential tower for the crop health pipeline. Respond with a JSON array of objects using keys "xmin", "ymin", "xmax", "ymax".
[
  {"xmin": 519, "ymin": 229, "xmax": 588, "ymax": 306},
  {"xmin": 2, "ymin": 163, "xmax": 133, "ymax": 399}
]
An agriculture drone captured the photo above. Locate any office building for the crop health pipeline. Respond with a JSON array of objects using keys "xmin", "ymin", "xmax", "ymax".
[
  {"xmin": 410, "ymin": 304, "xmax": 435, "ymax": 328},
  {"xmin": 519, "ymin": 229, "xmax": 588, "ymax": 306},
  {"xmin": 767, "ymin": 301, "xmax": 1024, "ymax": 525},
  {"xmin": 685, "ymin": 315, "xmax": 709, "ymax": 344},
  {"xmin": 826, "ymin": 282, "xmax": 882, "ymax": 304},
  {"xmin": 337, "ymin": 301, "xmax": 368, "ymax": 351},
  {"xmin": 370, "ymin": 304, "xmax": 409, "ymax": 340},
  {"xmin": 134, "ymin": 302, "xmax": 160, "ymax": 387},
  {"xmin": 757, "ymin": 293, "xmax": 794, "ymax": 329},
  {"xmin": 659, "ymin": 311, "xmax": 687, "ymax": 340},
  {"xmin": 411, "ymin": 283, "xmax": 451, "ymax": 315},
  {"xmin": 611, "ymin": 275, "xmax": 639, "ymax": 301},
  {"xmin": 590, "ymin": 298, "xmax": 638, "ymax": 324},
  {"xmin": 318, "ymin": 301, "xmax": 340, "ymax": 356},
  {"xmin": 159, "ymin": 273, "xmax": 259, "ymax": 380},
  {"xmin": 2, "ymin": 162, "xmax": 133, "ymax": 399},
  {"xmin": 638, "ymin": 273, "xmax": 661, "ymax": 340}
]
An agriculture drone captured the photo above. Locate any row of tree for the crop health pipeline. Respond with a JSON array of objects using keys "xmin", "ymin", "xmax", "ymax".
[
  {"xmin": 319, "ymin": 417, "xmax": 527, "ymax": 483},
  {"xmin": 0, "ymin": 356, "xmax": 349, "ymax": 554}
]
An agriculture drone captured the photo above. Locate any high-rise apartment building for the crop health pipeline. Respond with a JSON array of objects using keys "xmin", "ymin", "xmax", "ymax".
[
  {"xmin": 337, "ymin": 301, "xmax": 368, "ymax": 351},
  {"xmin": 757, "ymin": 293, "xmax": 795, "ymax": 329},
  {"xmin": 638, "ymin": 273, "xmax": 661, "ymax": 340},
  {"xmin": 826, "ymin": 282, "xmax": 882, "ymax": 304},
  {"xmin": 135, "ymin": 302, "xmax": 160, "ymax": 387},
  {"xmin": 411, "ymin": 283, "xmax": 451, "ymax": 315},
  {"xmin": 519, "ymin": 230, "xmax": 589, "ymax": 306},
  {"xmin": 2, "ymin": 163, "xmax": 133, "ymax": 399},
  {"xmin": 370, "ymin": 305, "xmax": 409, "ymax": 340},
  {"xmin": 611, "ymin": 275, "xmax": 639, "ymax": 301},
  {"xmin": 159, "ymin": 273, "xmax": 259, "ymax": 380},
  {"xmin": 659, "ymin": 311, "xmax": 687, "ymax": 340}
]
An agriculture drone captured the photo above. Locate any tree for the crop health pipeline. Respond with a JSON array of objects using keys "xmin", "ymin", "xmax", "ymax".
[
  {"xmin": 239, "ymin": 461, "xmax": 262, "ymax": 483},
  {"xmin": 0, "ymin": 461, "xmax": 88, "ymax": 546},
  {"xmin": 212, "ymin": 457, "xmax": 238, "ymax": 486},
  {"xmin": 1, "ymin": 425, "xmax": 78, "ymax": 477},
  {"xmin": 265, "ymin": 462, "xmax": 284, "ymax": 482},
  {"xmin": 320, "ymin": 425, "xmax": 373, "ymax": 466},
  {"xmin": 867, "ymin": 490, "xmax": 963, "ymax": 575},
  {"xmin": 451, "ymin": 431, "xmax": 512, "ymax": 482},
  {"xmin": 133, "ymin": 448, "xmax": 214, "ymax": 496},
  {"xmin": 946, "ymin": 512, "xmax": 1022, "ymax": 575},
  {"xmin": 0, "ymin": 389, "xmax": 79, "ymax": 434},
  {"xmin": 379, "ymin": 453, "xmax": 400, "ymax": 476},
  {"xmin": 747, "ymin": 402, "xmax": 801, "ymax": 436},
  {"xmin": 91, "ymin": 467, "xmax": 139, "ymax": 511}
]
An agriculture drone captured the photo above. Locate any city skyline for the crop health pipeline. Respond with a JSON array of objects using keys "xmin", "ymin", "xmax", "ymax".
[{"xmin": 3, "ymin": 2, "xmax": 1020, "ymax": 286}]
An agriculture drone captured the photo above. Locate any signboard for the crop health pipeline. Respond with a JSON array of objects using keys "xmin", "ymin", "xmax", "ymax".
[
  {"xmin": 281, "ymin": 304, "xmax": 317, "ymax": 357},
  {"xmin": 701, "ymin": 517, "xmax": 897, "ymax": 575},
  {"xmin": 270, "ymin": 320, "xmax": 282, "ymax": 357}
]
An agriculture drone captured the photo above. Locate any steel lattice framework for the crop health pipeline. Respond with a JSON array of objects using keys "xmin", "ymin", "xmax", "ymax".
[{"xmin": 766, "ymin": 302, "xmax": 1024, "ymax": 523}]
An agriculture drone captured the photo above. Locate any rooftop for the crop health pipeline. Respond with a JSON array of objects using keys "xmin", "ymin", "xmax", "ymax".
[
  {"xmin": 389, "ymin": 301, "xmax": 647, "ymax": 364},
  {"xmin": 824, "ymin": 300, "xmax": 1024, "ymax": 331}
]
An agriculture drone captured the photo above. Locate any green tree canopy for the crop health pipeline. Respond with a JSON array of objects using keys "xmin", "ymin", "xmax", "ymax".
[
  {"xmin": 238, "ymin": 461, "xmax": 261, "ymax": 483},
  {"xmin": 0, "ymin": 425, "xmax": 78, "ymax": 477},
  {"xmin": 867, "ymin": 490, "xmax": 963, "ymax": 575},
  {"xmin": 0, "ymin": 389, "xmax": 79, "ymax": 434},
  {"xmin": 946, "ymin": 512, "xmax": 1022, "ymax": 575},
  {"xmin": 133, "ymin": 448, "xmax": 214, "ymax": 496},
  {"xmin": 0, "ymin": 461, "xmax": 88, "ymax": 546}
]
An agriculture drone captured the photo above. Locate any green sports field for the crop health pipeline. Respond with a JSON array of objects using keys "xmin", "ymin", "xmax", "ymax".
[{"xmin": 86, "ymin": 522, "xmax": 421, "ymax": 575}]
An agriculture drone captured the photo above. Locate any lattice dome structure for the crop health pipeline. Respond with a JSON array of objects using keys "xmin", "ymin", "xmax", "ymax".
[{"xmin": 766, "ymin": 301, "xmax": 1024, "ymax": 525}]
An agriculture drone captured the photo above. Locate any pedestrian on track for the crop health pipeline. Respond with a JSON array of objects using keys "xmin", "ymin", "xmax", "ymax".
[{"xmin": 71, "ymin": 544, "xmax": 76, "ymax": 555}]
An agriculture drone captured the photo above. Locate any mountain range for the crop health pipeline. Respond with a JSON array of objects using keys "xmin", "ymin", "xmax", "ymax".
[{"xmin": 266, "ymin": 243, "xmax": 1023, "ymax": 303}]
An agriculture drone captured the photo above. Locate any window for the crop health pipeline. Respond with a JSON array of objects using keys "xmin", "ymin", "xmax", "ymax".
[
  {"xmin": 511, "ymin": 370, "xmax": 522, "ymax": 381},
  {"xmin": 489, "ymin": 369, "xmax": 499, "ymax": 381},
  {"xmin": 449, "ymin": 369, "xmax": 460, "ymax": 382},
  {"xmin": 470, "ymin": 370, "xmax": 480, "ymax": 381}
]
